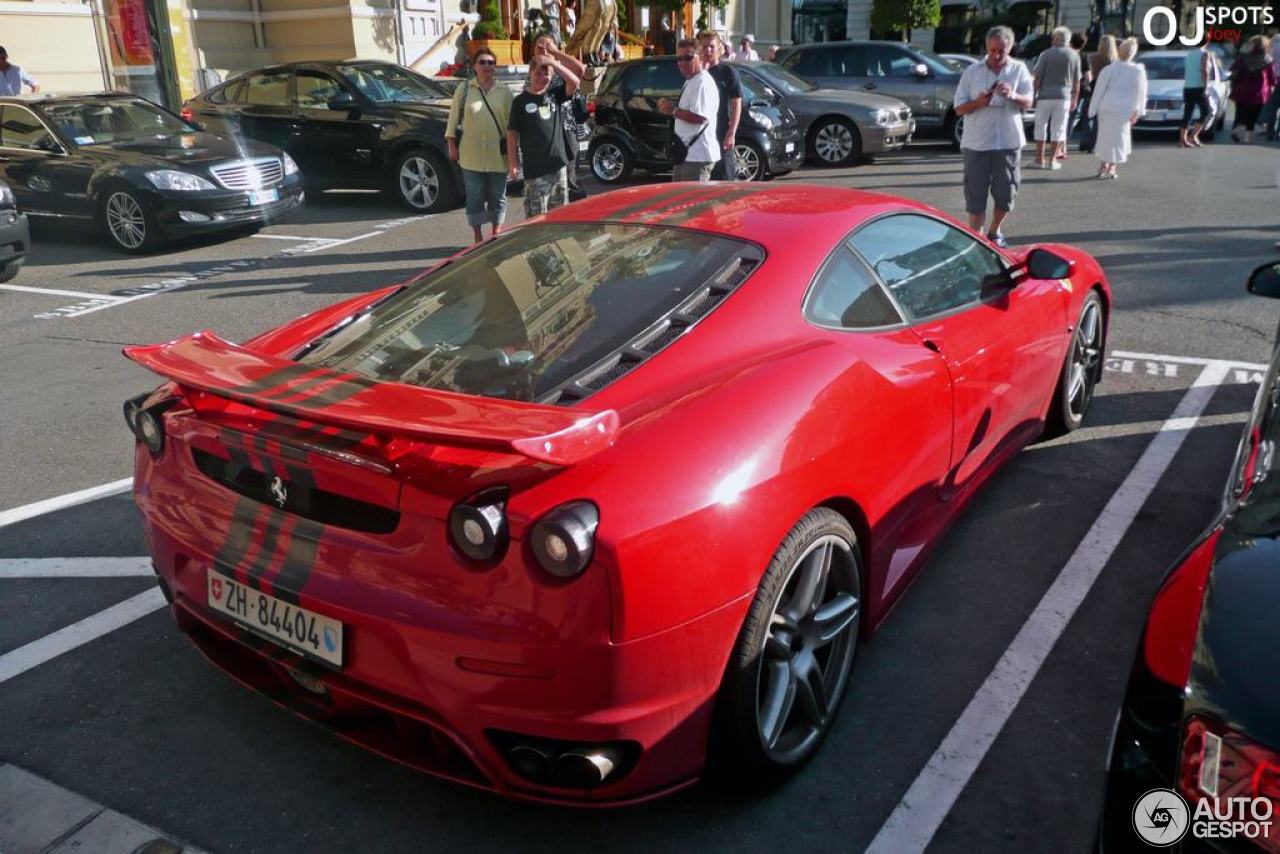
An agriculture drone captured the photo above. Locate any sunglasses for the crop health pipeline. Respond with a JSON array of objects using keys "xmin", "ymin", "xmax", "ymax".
[
  {"xmin": 676, "ymin": 55, "xmax": 696, "ymax": 63},
  {"xmin": 475, "ymin": 59, "xmax": 496, "ymax": 66}
]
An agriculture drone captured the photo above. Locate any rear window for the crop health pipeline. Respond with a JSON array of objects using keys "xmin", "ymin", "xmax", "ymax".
[{"xmin": 301, "ymin": 223, "xmax": 755, "ymax": 401}]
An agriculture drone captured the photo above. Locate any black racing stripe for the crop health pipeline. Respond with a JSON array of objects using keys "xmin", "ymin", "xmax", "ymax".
[
  {"xmin": 605, "ymin": 185, "xmax": 705, "ymax": 220},
  {"xmin": 260, "ymin": 370, "xmax": 345, "ymax": 403},
  {"xmin": 243, "ymin": 507, "xmax": 287, "ymax": 590},
  {"xmin": 238, "ymin": 364, "xmax": 323, "ymax": 397},
  {"xmin": 284, "ymin": 373, "xmax": 377, "ymax": 411},
  {"xmin": 269, "ymin": 516, "xmax": 324, "ymax": 604},
  {"xmin": 268, "ymin": 421, "xmax": 370, "ymax": 451},
  {"xmin": 213, "ymin": 497, "xmax": 262, "ymax": 584},
  {"xmin": 630, "ymin": 184, "xmax": 742, "ymax": 223},
  {"xmin": 650, "ymin": 187, "xmax": 758, "ymax": 226}
]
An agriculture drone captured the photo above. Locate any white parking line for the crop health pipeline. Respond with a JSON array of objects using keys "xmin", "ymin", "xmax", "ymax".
[
  {"xmin": 865, "ymin": 360, "xmax": 1231, "ymax": 854},
  {"xmin": 0, "ymin": 284, "xmax": 128, "ymax": 301},
  {"xmin": 0, "ymin": 478, "xmax": 133, "ymax": 529},
  {"xmin": 0, "ymin": 557, "xmax": 152, "ymax": 579},
  {"xmin": 0, "ymin": 588, "xmax": 167, "ymax": 685},
  {"xmin": 250, "ymin": 233, "xmax": 337, "ymax": 242},
  {"xmin": 1112, "ymin": 349, "xmax": 1267, "ymax": 371}
]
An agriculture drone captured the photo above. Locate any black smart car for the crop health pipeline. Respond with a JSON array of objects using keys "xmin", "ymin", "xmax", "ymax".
[
  {"xmin": 0, "ymin": 94, "xmax": 302, "ymax": 253},
  {"xmin": 0, "ymin": 179, "xmax": 29, "ymax": 282},
  {"xmin": 184, "ymin": 61, "xmax": 458, "ymax": 213},
  {"xmin": 587, "ymin": 56, "xmax": 804, "ymax": 184},
  {"xmin": 1098, "ymin": 262, "xmax": 1280, "ymax": 852}
]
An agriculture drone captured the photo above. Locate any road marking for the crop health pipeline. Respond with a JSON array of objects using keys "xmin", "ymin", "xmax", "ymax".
[
  {"xmin": 0, "ymin": 557, "xmax": 152, "ymax": 579},
  {"xmin": 1112, "ymin": 349, "xmax": 1267, "ymax": 371},
  {"xmin": 0, "ymin": 284, "xmax": 128, "ymax": 301},
  {"xmin": 865, "ymin": 360, "xmax": 1231, "ymax": 854},
  {"xmin": 0, "ymin": 478, "xmax": 133, "ymax": 529},
  {"xmin": 33, "ymin": 213, "xmax": 430, "ymax": 319},
  {"xmin": 250, "ymin": 233, "xmax": 337, "ymax": 242},
  {"xmin": 0, "ymin": 588, "xmax": 167, "ymax": 685}
]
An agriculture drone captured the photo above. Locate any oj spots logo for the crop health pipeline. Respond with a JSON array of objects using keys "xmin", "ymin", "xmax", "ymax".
[{"xmin": 1133, "ymin": 789, "xmax": 1190, "ymax": 846}]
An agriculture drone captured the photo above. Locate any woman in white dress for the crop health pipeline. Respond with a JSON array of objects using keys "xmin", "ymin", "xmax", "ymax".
[{"xmin": 1087, "ymin": 37, "xmax": 1147, "ymax": 179}]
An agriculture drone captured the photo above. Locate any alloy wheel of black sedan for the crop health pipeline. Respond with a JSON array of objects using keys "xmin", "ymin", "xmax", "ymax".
[
  {"xmin": 590, "ymin": 140, "xmax": 632, "ymax": 184},
  {"xmin": 101, "ymin": 189, "xmax": 159, "ymax": 254},
  {"xmin": 733, "ymin": 142, "xmax": 766, "ymax": 182},
  {"xmin": 394, "ymin": 149, "xmax": 448, "ymax": 212}
]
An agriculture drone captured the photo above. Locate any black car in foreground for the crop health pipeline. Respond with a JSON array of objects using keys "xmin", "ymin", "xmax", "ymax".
[
  {"xmin": 0, "ymin": 94, "xmax": 302, "ymax": 253},
  {"xmin": 1099, "ymin": 262, "xmax": 1280, "ymax": 853},
  {"xmin": 588, "ymin": 56, "xmax": 804, "ymax": 183},
  {"xmin": 0, "ymin": 179, "xmax": 29, "ymax": 282},
  {"xmin": 184, "ymin": 61, "xmax": 458, "ymax": 213}
]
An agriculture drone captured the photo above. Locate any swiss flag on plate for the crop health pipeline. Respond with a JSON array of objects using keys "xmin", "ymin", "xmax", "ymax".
[{"xmin": 211, "ymin": 576, "xmax": 223, "ymax": 601}]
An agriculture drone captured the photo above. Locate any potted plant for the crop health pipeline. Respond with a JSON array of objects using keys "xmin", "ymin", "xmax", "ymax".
[{"xmin": 469, "ymin": 0, "xmax": 523, "ymax": 65}]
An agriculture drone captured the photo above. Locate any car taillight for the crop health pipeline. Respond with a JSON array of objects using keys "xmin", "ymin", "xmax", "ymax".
[
  {"xmin": 180, "ymin": 105, "xmax": 194, "ymax": 123},
  {"xmin": 1142, "ymin": 528, "xmax": 1222, "ymax": 688},
  {"xmin": 1180, "ymin": 717, "xmax": 1280, "ymax": 853}
]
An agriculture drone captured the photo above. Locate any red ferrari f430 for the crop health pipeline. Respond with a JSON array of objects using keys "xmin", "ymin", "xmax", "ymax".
[{"xmin": 124, "ymin": 184, "xmax": 1110, "ymax": 804}]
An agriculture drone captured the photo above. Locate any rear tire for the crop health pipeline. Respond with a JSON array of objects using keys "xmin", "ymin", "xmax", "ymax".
[
  {"xmin": 712, "ymin": 508, "xmax": 861, "ymax": 782},
  {"xmin": 946, "ymin": 112, "xmax": 963, "ymax": 150},
  {"xmin": 589, "ymin": 138, "xmax": 633, "ymax": 184},
  {"xmin": 1046, "ymin": 291, "xmax": 1105, "ymax": 437},
  {"xmin": 731, "ymin": 141, "xmax": 767, "ymax": 181},
  {"xmin": 0, "ymin": 261, "xmax": 19, "ymax": 283},
  {"xmin": 391, "ymin": 147, "xmax": 456, "ymax": 213}
]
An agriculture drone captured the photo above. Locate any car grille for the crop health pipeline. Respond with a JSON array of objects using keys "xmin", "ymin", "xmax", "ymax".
[
  {"xmin": 1147, "ymin": 98, "xmax": 1181, "ymax": 110},
  {"xmin": 209, "ymin": 157, "xmax": 284, "ymax": 190}
]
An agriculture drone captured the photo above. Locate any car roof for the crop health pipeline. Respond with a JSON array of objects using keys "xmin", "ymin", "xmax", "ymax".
[
  {"xmin": 783, "ymin": 40, "xmax": 910, "ymax": 50},
  {"xmin": 0, "ymin": 91, "xmax": 141, "ymax": 106},
  {"xmin": 539, "ymin": 183, "xmax": 934, "ymax": 262}
]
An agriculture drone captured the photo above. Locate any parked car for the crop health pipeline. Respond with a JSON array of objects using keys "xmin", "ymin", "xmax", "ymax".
[
  {"xmin": 731, "ymin": 61, "xmax": 914, "ymax": 167},
  {"xmin": 0, "ymin": 179, "xmax": 29, "ymax": 282},
  {"xmin": 940, "ymin": 53, "xmax": 980, "ymax": 70},
  {"xmin": 1135, "ymin": 50, "xmax": 1228, "ymax": 138},
  {"xmin": 1098, "ymin": 261, "xmax": 1280, "ymax": 852},
  {"xmin": 588, "ymin": 56, "xmax": 804, "ymax": 183},
  {"xmin": 0, "ymin": 94, "xmax": 302, "ymax": 253},
  {"xmin": 775, "ymin": 41, "xmax": 1033, "ymax": 148},
  {"xmin": 185, "ymin": 60, "xmax": 459, "ymax": 212},
  {"xmin": 123, "ymin": 182, "xmax": 1109, "ymax": 804}
]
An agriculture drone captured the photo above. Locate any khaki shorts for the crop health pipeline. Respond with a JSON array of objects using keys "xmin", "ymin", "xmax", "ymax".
[{"xmin": 963, "ymin": 148, "xmax": 1020, "ymax": 214}]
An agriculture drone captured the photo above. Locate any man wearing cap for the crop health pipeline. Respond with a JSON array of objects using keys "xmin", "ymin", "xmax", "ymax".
[
  {"xmin": 0, "ymin": 47, "xmax": 39, "ymax": 96},
  {"xmin": 733, "ymin": 35, "xmax": 759, "ymax": 62}
]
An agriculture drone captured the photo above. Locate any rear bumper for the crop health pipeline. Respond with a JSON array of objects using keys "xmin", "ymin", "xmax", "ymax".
[
  {"xmin": 154, "ymin": 180, "xmax": 304, "ymax": 237},
  {"xmin": 135, "ymin": 444, "xmax": 749, "ymax": 805},
  {"xmin": 0, "ymin": 210, "xmax": 29, "ymax": 266}
]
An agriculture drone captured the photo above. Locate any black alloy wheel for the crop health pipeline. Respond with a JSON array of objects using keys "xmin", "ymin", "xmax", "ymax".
[
  {"xmin": 810, "ymin": 117, "xmax": 862, "ymax": 167},
  {"xmin": 715, "ymin": 508, "xmax": 861, "ymax": 778},
  {"xmin": 392, "ymin": 148, "xmax": 455, "ymax": 213},
  {"xmin": 99, "ymin": 186, "xmax": 161, "ymax": 254},
  {"xmin": 1047, "ymin": 291, "xmax": 1105, "ymax": 436}
]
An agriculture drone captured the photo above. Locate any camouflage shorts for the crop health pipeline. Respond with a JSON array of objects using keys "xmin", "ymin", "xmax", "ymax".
[{"xmin": 523, "ymin": 167, "xmax": 569, "ymax": 218}]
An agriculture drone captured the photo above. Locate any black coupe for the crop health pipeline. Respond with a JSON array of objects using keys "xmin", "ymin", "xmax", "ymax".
[
  {"xmin": 183, "ymin": 61, "xmax": 458, "ymax": 213},
  {"xmin": 0, "ymin": 93, "xmax": 302, "ymax": 253}
]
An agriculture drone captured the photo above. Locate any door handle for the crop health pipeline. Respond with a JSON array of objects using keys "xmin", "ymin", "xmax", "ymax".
[{"xmin": 922, "ymin": 339, "xmax": 941, "ymax": 354}]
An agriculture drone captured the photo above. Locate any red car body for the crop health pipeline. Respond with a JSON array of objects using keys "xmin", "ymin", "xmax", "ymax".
[{"xmin": 125, "ymin": 183, "xmax": 1111, "ymax": 804}]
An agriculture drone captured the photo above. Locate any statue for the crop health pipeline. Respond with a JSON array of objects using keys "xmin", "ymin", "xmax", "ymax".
[{"xmin": 563, "ymin": 0, "xmax": 617, "ymax": 60}]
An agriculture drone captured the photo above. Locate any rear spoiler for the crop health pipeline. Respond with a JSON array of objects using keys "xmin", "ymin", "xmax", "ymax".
[{"xmin": 123, "ymin": 331, "xmax": 619, "ymax": 465}]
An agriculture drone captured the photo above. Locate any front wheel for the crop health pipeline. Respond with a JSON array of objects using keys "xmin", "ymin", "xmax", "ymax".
[
  {"xmin": 99, "ymin": 187, "xmax": 162, "ymax": 254},
  {"xmin": 0, "ymin": 260, "xmax": 19, "ymax": 283},
  {"xmin": 391, "ymin": 148, "xmax": 455, "ymax": 213},
  {"xmin": 589, "ymin": 138, "xmax": 633, "ymax": 183},
  {"xmin": 1046, "ymin": 291, "xmax": 1105, "ymax": 436},
  {"xmin": 714, "ymin": 508, "xmax": 862, "ymax": 780},
  {"xmin": 809, "ymin": 117, "xmax": 862, "ymax": 167},
  {"xmin": 946, "ymin": 112, "xmax": 963, "ymax": 150},
  {"xmin": 731, "ymin": 141, "xmax": 766, "ymax": 181}
]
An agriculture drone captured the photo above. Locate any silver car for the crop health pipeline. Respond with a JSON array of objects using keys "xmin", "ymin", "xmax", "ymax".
[
  {"xmin": 1134, "ymin": 50, "xmax": 1227, "ymax": 137},
  {"xmin": 732, "ymin": 62, "xmax": 914, "ymax": 167}
]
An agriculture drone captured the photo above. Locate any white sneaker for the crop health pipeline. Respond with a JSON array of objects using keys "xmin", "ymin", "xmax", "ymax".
[{"xmin": 1049, "ymin": 160, "xmax": 1062, "ymax": 171}]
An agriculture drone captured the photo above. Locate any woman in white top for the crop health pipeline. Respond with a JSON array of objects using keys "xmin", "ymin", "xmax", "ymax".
[{"xmin": 1087, "ymin": 37, "xmax": 1147, "ymax": 179}]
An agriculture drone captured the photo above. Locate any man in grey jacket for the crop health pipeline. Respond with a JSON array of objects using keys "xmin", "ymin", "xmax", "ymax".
[{"xmin": 1032, "ymin": 26, "xmax": 1081, "ymax": 169}]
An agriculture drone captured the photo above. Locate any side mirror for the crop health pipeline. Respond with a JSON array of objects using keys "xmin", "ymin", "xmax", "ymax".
[
  {"xmin": 327, "ymin": 91, "xmax": 358, "ymax": 111},
  {"xmin": 1026, "ymin": 247, "xmax": 1073, "ymax": 280},
  {"xmin": 749, "ymin": 98, "xmax": 771, "ymax": 109},
  {"xmin": 1247, "ymin": 262, "xmax": 1280, "ymax": 298},
  {"xmin": 912, "ymin": 62, "xmax": 930, "ymax": 78}
]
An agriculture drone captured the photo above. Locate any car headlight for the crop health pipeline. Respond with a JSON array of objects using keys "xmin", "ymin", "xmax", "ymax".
[
  {"xmin": 282, "ymin": 152, "xmax": 299, "ymax": 176},
  {"xmin": 874, "ymin": 109, "xmax": 895, "ymax": 127},
  {"xmin": 748, "ymin": 108, "xmax": 774, "ymax": 130},
  {"xmin": 0, "ymin": 183, "xmax": 14, "ymax": 208},
  {"xmin": 145, "ymin": 170, "xmax": 215, "ymax": 191}
]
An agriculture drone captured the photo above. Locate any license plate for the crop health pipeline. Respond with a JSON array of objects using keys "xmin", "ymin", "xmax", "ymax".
[
  {"xmin": 784, "ymin": 142, "xmax": 795, "ymax": 153},
  {"xmin": 578, "ymin": 140, "xmax": 589, "ymax": 152},
  {"xmin": 248, "ymin": 188, "xmax": 279, "ymax": 206},
  {"xmin": 207, "ymin": 568, "xmax": 344, "ymax": 667}
]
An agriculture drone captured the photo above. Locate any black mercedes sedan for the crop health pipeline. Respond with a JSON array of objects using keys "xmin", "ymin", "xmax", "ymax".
[
  {"xmin": 0, "ymin": 94, "xmax": 302, "ymax": 253},
  {"xmin": 1099, "ymin": 262, "xmax": 1280, "ymax": 853},
  {"xmin": 183, "ymin": 61, "xmax": 458, "ymax": 213},
  {"xmin": 0, "ymin": 179, "xmax": 29, "ymax": 282}
]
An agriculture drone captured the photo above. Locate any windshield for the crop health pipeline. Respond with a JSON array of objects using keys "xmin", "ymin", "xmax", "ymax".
[
  {"xmin": 749, "ymin": 62, "xmax": 817, "ymax": 94},
  {"xmin": 337, "ymin": 63, "xmax": 448, "ymax": 102},
  {"xmin": 1137, "ymin": 55, "xmax": 1186, "ymax": 80},
  {"xmin": 41, "ymin": 99, "xmax": 191, "ymax": 146},
  {"xmin": 301, "ymin": 223, "xmax": 752, "ymax": 401},
  {"xmin": 911, "ymin": 46, "xmax": 961, "ymax": 75}
]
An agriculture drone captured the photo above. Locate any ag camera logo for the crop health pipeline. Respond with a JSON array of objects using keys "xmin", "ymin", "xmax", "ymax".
[{"xmin": 1133, "ymin": 788, "xmax": 1190, "ymax": 846}]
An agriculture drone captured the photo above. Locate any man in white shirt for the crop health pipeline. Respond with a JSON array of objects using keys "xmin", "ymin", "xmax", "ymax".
[
  {"xmin": 659, "ymin": 38, "xmax": 719, "ymax": 182},
  {"xmin": 733, "ymin": 34, "xmax": 759, "ymax": 62},
  {"xmin": 952, "ymin": 25, "xmax": 1033, "ymax": 247},
  {"xmin": 0, "ymin": 47, "xmax": 39, "ymax": 96}
]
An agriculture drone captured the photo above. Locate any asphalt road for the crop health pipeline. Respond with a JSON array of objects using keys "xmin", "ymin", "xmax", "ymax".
[{"xmin": 2, "ymin": 135, "xmax": 1278, "ymax": 853}]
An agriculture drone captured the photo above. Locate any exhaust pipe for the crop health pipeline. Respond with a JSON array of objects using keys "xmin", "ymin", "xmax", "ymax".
[
  {"xmin": 554, "ymin": 749, "xmax": 618, "ymax": 788},
  {"xmin": 507, "ymin": 744, "xmax": 554, "ymax": 781}
]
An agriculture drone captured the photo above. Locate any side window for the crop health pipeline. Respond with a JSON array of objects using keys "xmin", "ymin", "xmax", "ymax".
[
  {"xmin": 793, "ymin": 48, "xmax": 837, "ymax": 77},
  {"xmin": 849, "ymin": 214, "xmax": 1005, "ymax": 320},
  {"xmin": 806, "ymin": 248, "xmax": 902, "ymax": 329},
  {"xmin": 243, "ymin": 72, "xmax": 290, "ymax": 107},
  {"xmin": 295, "ymin": 70, "xmax": 343, "ymax": 110},
  {"xmin": 1, "ymin": 106, "xmax": 55, "ymax": 150},
  {"xmin": 628, "ymin": 61, "xmax": 684, "ymax": 96},
  {"xmin": 866, "ymin": 45, "xmax": 917, "ymax": 78},
  {"xmin": 834, "ymin": 46, "xmax": 867, "ymax": 76},
  {"xmin": 221, "ymin": 79, "xmax": 247, "ymax": 103}
]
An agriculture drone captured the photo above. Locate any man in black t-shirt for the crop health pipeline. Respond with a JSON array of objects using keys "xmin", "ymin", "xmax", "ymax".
[
  {"xmin": 507, "ymin": 54, "xmax": 581, "ymax": 216},
  {"xmin": 698, "ymin": 30, "xmax": 742, "ymax": 180}
]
